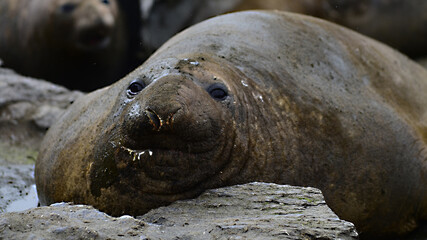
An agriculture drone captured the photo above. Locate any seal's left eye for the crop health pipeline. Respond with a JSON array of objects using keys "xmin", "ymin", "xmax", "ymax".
[
  {"xmin": 127, "ymin": 81, "xmax": 145, "ymax": 95},
  {"xmin": 207, "ymin": 83, "xmax": 228, "ymax": 101},
  {"xmin": 100, "ymin": 0, "xmax": 109, "ymax": 4}
]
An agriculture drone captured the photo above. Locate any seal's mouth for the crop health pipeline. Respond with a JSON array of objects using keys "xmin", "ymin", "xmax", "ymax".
[
  {"xmin": 120, "ymin": 146, "xmax": 187, "ymax": 168},
  {"xmin": 121, "ymin": 146, "xmax": 154, "ymax": 162},
  {"xmin": 117, "ymin": 144, "xmax": 208, "ymax": 182}
]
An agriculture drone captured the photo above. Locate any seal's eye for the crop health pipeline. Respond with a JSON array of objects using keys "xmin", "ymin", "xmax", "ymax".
[
  {"xmin": 207, "ymin": 83, "xmax": 228, "ymax": 101},
  {"xmin": 100, "ymin": 0, "xmax": 109, "ymax": 4},
  {"xmin": 127, "ymin": 81, "xmax": 145, "ymax": 95},
  {"xmin": 61, "ymin": 3, "xmax": 76, "ymax": 13}
]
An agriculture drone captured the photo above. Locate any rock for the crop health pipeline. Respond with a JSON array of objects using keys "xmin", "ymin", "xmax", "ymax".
[
  {"xmin": 0, "ymin": 183, "xmax": 358, "ymax": 239},
  {"xmin": 0, "ymin": 203, "xmax": 147, "ymax": 240},
  {"xmin": 140, "ymin": 183, "xmax": 359, "ymax": 240},
  {"xmin": 0, "ymin": 67, "xmax": 84, "ymax": 164}
]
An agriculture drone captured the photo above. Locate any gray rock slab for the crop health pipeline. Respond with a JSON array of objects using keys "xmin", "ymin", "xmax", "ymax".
[
  {"xmin": 0, "ymin": 203, "xmax": 147, "ymax": 240},
  {"xmin": 0, "ymin": 67, "xmax": 83, "ymax": 164},
  {"xmin": 140, "ymin": 182, "xmax": 358, "ymax": 240},
  {"xmin": 0, "ymin": 183, "xmax": 358, "ymax": 240}
]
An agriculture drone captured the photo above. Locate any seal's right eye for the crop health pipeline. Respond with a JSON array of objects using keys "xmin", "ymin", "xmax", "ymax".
[
  {"xmin": 207, "ymin": 83, "xmax": 228, "ymax": 101},
  {"xmin": 127, "ymin": 81, "xmax": 145, "ymax": 96},
  {"xmin": 61, "ymin": 3, "xmax": 76, "ymax": 13}
]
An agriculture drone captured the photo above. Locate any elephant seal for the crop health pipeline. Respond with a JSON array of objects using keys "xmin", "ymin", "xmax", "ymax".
[
  {"xmin": 307, "ymin": 0, "xmax": 427, "ymax": 58},
  {"xmin": 233, "ymin": 0, "xmax": 427, "ymax": 58},
  {"xmin": 35, "ymin": 11, "xmax": 427, "ymax": 238},
  {"xmin": 0, "ymin": 0, "xmax": 129, "ymax": 91}
]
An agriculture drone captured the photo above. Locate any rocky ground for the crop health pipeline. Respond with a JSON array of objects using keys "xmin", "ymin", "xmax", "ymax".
[
  {"xmin": 1, "ymin": 183, "xmax": 358, "ymax": 240},
  {"xmin": 0, "ymin": 68, "xmax": 83, "ymax": 165}
]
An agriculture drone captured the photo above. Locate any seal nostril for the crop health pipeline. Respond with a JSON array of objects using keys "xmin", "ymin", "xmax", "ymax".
[
  {"xmin": 145, "ymin": 108, "xmax": 161, "ymax": 131},
  {"xmin": 168, "ymin": 107, "xmax": 182, "ymax": 127}
]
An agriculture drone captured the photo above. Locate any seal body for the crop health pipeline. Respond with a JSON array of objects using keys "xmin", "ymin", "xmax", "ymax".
[
  {"xmin": 35, "ymin": 11, "xmax": 427, "ymax": 238},
  {"xmin": 0, "ymin": 0, "xmax": 129, "ymax": 91}
]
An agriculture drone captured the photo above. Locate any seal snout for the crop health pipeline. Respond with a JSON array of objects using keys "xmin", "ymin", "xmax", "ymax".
[
  {"xmin": 73, "ymin": 0, "xmax": 116, "ymax": 50},
  {"xmin": 143, "ymin": 107, "xmax": 178, "ymax": 132}
]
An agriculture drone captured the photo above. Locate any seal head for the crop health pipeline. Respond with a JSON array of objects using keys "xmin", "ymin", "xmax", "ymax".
[
  {"xmin": 36, "ymin": 56, "xmax": 252, "ymax": 215},
  {"xmin": 90, "ymin": 71, "xmax": 236, "ymax": 200},
  {"xmin": 0, "ymin": 0, "xmax": 129, "ymax": 91},
  {"xmin": 54, "ymin": 0, "xmax": 116, "ymax": 51}
]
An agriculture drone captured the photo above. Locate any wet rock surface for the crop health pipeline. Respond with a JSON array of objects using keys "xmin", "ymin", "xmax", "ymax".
[
  {"xmin": 0, "ymin": 67, "xmax": 83, "ymax": 164},
  {"xmin": 0, "ymin": 164, "xmax": 36, "ymax": 213},
  {"xmin": 0, "ymin": 183, "xmax": 358, "ymax": 240}
]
